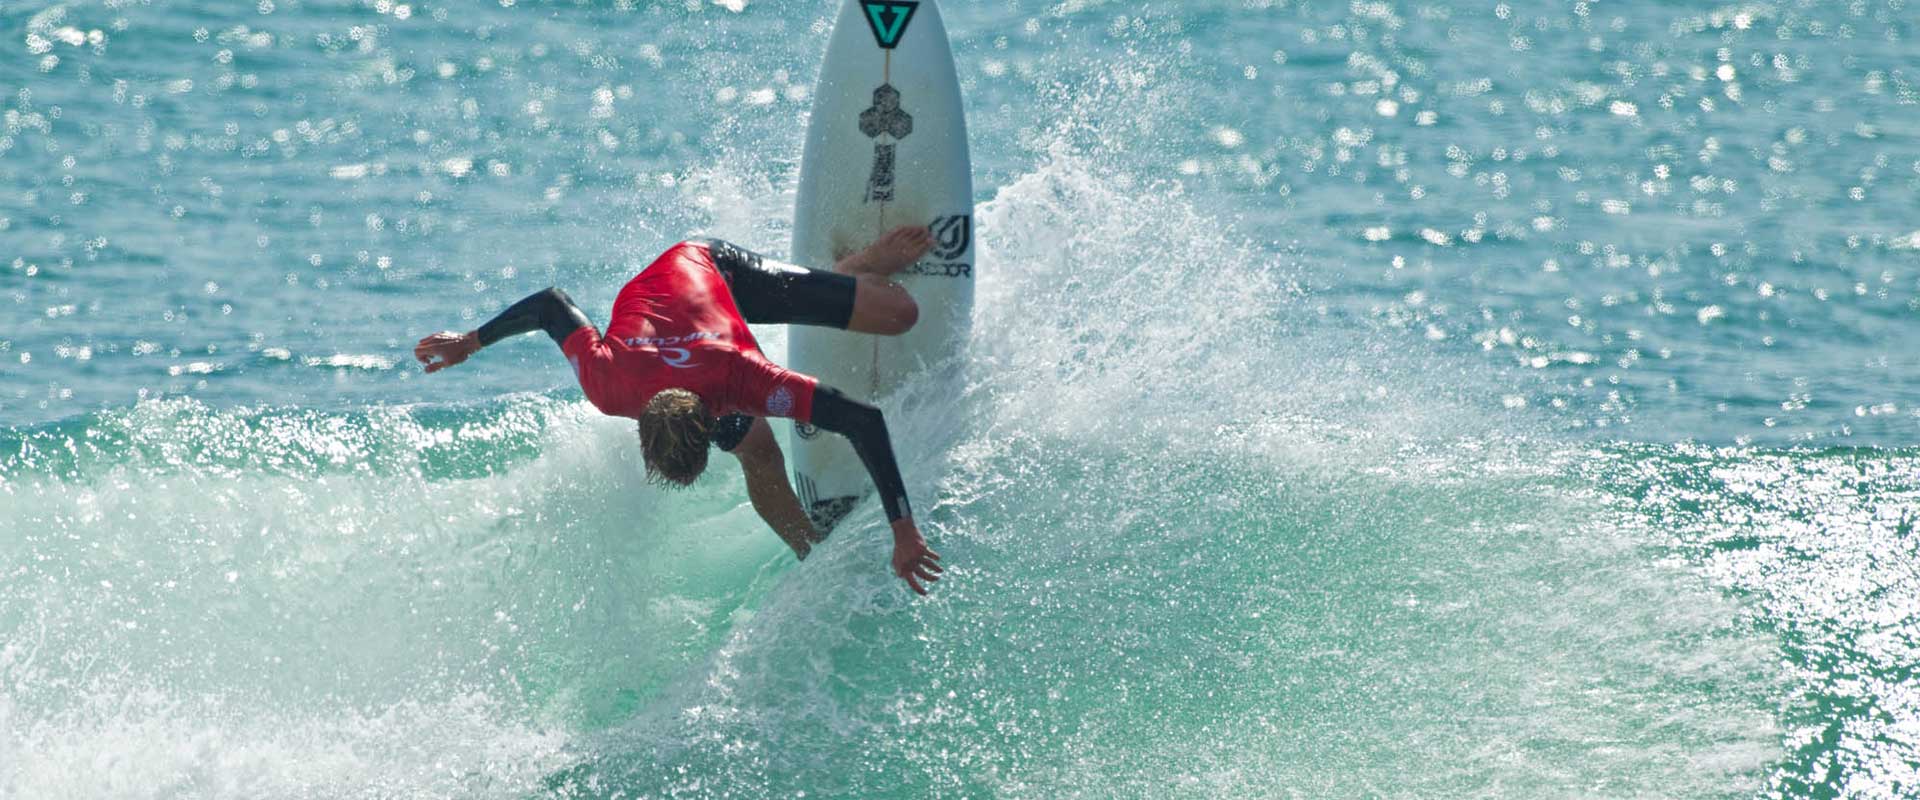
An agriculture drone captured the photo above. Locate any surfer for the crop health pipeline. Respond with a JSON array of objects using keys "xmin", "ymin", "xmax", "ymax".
[{"xmin": 412, "ymin": 226, "xmax": 945, "ymax": 595}]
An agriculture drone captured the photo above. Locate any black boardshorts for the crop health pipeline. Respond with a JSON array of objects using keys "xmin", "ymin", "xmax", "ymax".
[{"xmin": 693, "ymin": 238, "xmax": 857, "ymax": 452}]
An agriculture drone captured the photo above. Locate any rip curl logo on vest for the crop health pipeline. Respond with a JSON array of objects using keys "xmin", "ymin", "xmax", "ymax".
[
  {"xmin": 766, "ymin": 386, "xmax": 795, "ymax": 417},
  {"xmin": 625, "ymin": 331, "xmax": 718, "ymax": 369},
  {"xmin": 624, "ymin": 332, "xmax": 720, "ymax": 347},
  {"xmin": 860, "ymin": 1, "xmax": 919, "ymax": 50}
]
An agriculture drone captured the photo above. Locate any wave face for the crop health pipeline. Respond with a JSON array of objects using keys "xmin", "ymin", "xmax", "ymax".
[
  {"xmin": 4, "ymin": 157, "xmax": 1810, "ymax": 798},
  {"xmin": 4, "ymin": 1, "xmax": 1919, "ymax": 797}
]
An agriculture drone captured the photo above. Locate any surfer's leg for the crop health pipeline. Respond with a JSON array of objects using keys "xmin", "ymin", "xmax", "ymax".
[
  {"xmin": 829, "ymin": 226, "xmax": 930, "ymax": 334},
  {"xmin": 703, "ymin": 238, "xmax": 916, "ymax": 335},
  {"xmin": 845, "ymin": 276, "xmax": 918, "ymax": 335},
  {"xmin": 722, "ymin": 416, "xmax": 822, "ymax": 559}
]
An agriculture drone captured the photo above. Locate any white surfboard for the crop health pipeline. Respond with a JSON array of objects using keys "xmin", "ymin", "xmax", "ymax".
[{"xmin": 788, "ymin": 0, "xmax": 974, "ymax": 532}]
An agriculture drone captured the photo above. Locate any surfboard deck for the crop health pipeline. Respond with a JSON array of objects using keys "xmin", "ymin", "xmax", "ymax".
[{"xmin": 788, "ymin": 0, "xmax": 974, "ymax": 532}]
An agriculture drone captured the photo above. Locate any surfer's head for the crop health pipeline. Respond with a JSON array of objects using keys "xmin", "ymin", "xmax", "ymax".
[{"xmin": 638, "ymin": 389, "xmax": 711, "ymax": 487}]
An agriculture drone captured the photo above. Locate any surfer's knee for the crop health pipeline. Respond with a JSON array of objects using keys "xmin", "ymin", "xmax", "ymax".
[
  {"xmin": 888, "ymin": 290, "xmax": 920, "ymax": 335},
  {"xmin": 848, "ymin": 276, "xmax": 919, "ymax": 335},
  {"xmin": 872, "ymin": 279, "xmax": 919, "ymax": 335}
]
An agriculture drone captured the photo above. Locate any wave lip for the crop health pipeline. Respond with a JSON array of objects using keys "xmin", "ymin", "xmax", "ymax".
[{"xmin": 550, "ymin": 155, "xmax": 1786, "ymax": 797}]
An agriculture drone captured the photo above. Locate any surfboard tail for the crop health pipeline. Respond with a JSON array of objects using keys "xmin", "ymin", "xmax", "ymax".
[{"xmin": 795, "ymin": 470, "xmax": 861, "ymax": 532}]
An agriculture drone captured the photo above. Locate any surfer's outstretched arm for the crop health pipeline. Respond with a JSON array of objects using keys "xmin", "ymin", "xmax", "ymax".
[
  {"xmin": 808, "ymin": 385, "xmax": 943, "ymax": 594},
  {"xmin": 414, "ymin": 288, "xmax": 592, "ymax": 372}
]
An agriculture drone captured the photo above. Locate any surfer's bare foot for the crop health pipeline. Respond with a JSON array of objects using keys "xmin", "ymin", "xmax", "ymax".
[{"xmin": 836, "ymin": 225, "xmax": 935, "ymax": 277}]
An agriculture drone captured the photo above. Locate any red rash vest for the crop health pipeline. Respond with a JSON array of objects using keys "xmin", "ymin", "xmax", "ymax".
[{"xmin": 558, "ymin": 242, "xmax": 818, "ymax": 421}]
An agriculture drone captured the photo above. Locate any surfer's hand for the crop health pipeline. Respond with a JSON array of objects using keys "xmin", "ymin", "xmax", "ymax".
[
  {"xmin": 414, "ymin": 331, "xmax": 479, "ymax": 373},
  {"xmin": 890, "ymin": 518, "xmax": 943, "ymax": 596}
]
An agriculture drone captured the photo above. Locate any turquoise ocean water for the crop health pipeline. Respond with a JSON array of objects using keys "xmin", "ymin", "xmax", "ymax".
[{"xmin": 4, "ymin": 1, "xmax": 1918, "ymax": 796}]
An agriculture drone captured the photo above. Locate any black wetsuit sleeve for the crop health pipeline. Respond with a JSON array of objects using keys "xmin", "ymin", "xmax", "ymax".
[
  {"xmin": 808, "ymin": 385, "xmax": 914, "ymax": 523},
  {"xmin": 474, "ymin": 288, "xmax": 593, "ymax": 347}
]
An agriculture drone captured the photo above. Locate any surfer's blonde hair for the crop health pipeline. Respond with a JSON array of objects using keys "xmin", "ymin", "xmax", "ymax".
[{"xmin": 638, "ymin": 389, "xmax": 711, "ymax": 488}]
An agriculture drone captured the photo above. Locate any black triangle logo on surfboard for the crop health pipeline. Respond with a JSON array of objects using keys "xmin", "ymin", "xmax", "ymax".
[{"xmin": 861, "ymin": 1, "xmax": 919, "ymax": 50}]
